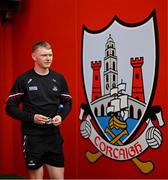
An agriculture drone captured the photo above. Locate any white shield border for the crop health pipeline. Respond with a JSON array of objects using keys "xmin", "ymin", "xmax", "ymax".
[{"xmin": 81, "ymin": 10, "xmax": 159, "ymax": 143}]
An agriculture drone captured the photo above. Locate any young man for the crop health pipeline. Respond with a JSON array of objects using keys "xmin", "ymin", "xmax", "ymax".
[{"xmin": 6, "ymin": 41, "xmax": 72, "ymax": 179}]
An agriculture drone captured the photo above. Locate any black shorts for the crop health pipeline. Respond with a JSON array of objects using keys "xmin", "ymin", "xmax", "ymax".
[{"xmin": 22, "ymin": 134, "xmax": 64, "ymax": 170}]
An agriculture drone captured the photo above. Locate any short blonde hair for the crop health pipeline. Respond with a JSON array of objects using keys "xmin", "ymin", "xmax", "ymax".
[{"xmin": 32, "ymin": 41, "xmax": 52, "ymax": 52}]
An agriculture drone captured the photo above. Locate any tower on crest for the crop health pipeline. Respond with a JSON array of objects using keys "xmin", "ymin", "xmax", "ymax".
[
  {"xmin": 130, "ymin": 57, "xmax": 145, "ymax": 102},
  {"xmin": 91, "ymin": 61, "xmax": 102, "ymax": 101},
  {"xmin": 104, "ymin": 34, "xmax": 118, "ymax": 95}
]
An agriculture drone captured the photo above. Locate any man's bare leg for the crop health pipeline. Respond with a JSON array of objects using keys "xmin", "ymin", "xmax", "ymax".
[
  {"xmin": 46, "ymin": 164, "xmax": 64, "ymax": 179},
  {"xmin": 29, "ymin": 166, "xmax": 43, "ymax": 179}
]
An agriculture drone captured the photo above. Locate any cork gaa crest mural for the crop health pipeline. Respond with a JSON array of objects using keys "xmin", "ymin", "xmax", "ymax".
[{"xmin": 79, "ymin": 11, "xmax": 165, "ymax": 174}]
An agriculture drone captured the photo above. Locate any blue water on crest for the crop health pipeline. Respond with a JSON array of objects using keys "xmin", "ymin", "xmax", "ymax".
[{"xmin": 97, "ymin": 116, "xmax": 138, "ymax": 143}]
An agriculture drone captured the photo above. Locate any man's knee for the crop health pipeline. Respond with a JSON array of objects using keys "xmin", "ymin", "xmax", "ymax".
[{"xmin": 29, "ymin": 166, "xmax": 43, "ymax": 179}]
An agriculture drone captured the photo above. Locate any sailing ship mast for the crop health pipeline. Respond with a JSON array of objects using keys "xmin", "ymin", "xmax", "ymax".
[{"xmin": 106, "ymin": 80, "xmax": 128, "ymax": 129}]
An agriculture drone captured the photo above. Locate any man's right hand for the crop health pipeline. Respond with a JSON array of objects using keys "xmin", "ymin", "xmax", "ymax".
[{"xmin": 34, "ymin": 114, "xmax": 48, "ymax": 125}]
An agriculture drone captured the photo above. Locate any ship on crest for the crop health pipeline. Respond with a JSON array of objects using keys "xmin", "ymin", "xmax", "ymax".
[{"xmin": 107, "ymin": 81, "xmax": 128, "ymax": 129}]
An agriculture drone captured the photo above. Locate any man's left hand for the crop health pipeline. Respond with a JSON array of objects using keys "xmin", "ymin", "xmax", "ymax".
[{"xmin": 52, "ymin": 115, "xmax": 62, "ymax": 126}]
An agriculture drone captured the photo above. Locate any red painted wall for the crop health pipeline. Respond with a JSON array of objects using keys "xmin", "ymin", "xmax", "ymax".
[
  {"xmin": 0, "ymin": 24, "xmax": 14, "ymax": 174},
  {"xmin": 76, "ymin": 1, "xmax": 167, "ymax": 179},
  {"xmin": 0, "ymin": 0, "xmax": 167, "ymax": 179}
]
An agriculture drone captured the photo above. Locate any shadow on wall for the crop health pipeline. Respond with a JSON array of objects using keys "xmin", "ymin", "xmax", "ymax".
[{"xmin": 0, "ymin": 174, "xmax": 26, "ymax": 179}]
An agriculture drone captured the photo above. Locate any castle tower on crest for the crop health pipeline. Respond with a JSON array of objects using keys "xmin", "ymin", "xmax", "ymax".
[
  {"xmin": 104, "ymin": 34, "xmax": 118, "ymax": 95},
  {"xmin": 91, "ymin": 61, "xmax": 102, "ymax": 101},
  {"xmin": 131, "ymin": 57, "xmax": 145, "ymax": 102}
]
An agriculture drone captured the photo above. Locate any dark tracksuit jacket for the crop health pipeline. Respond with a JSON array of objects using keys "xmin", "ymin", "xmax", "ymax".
[{"xmin": 6, "ymin": 69, "xmax": 72, "ymax": 137}]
